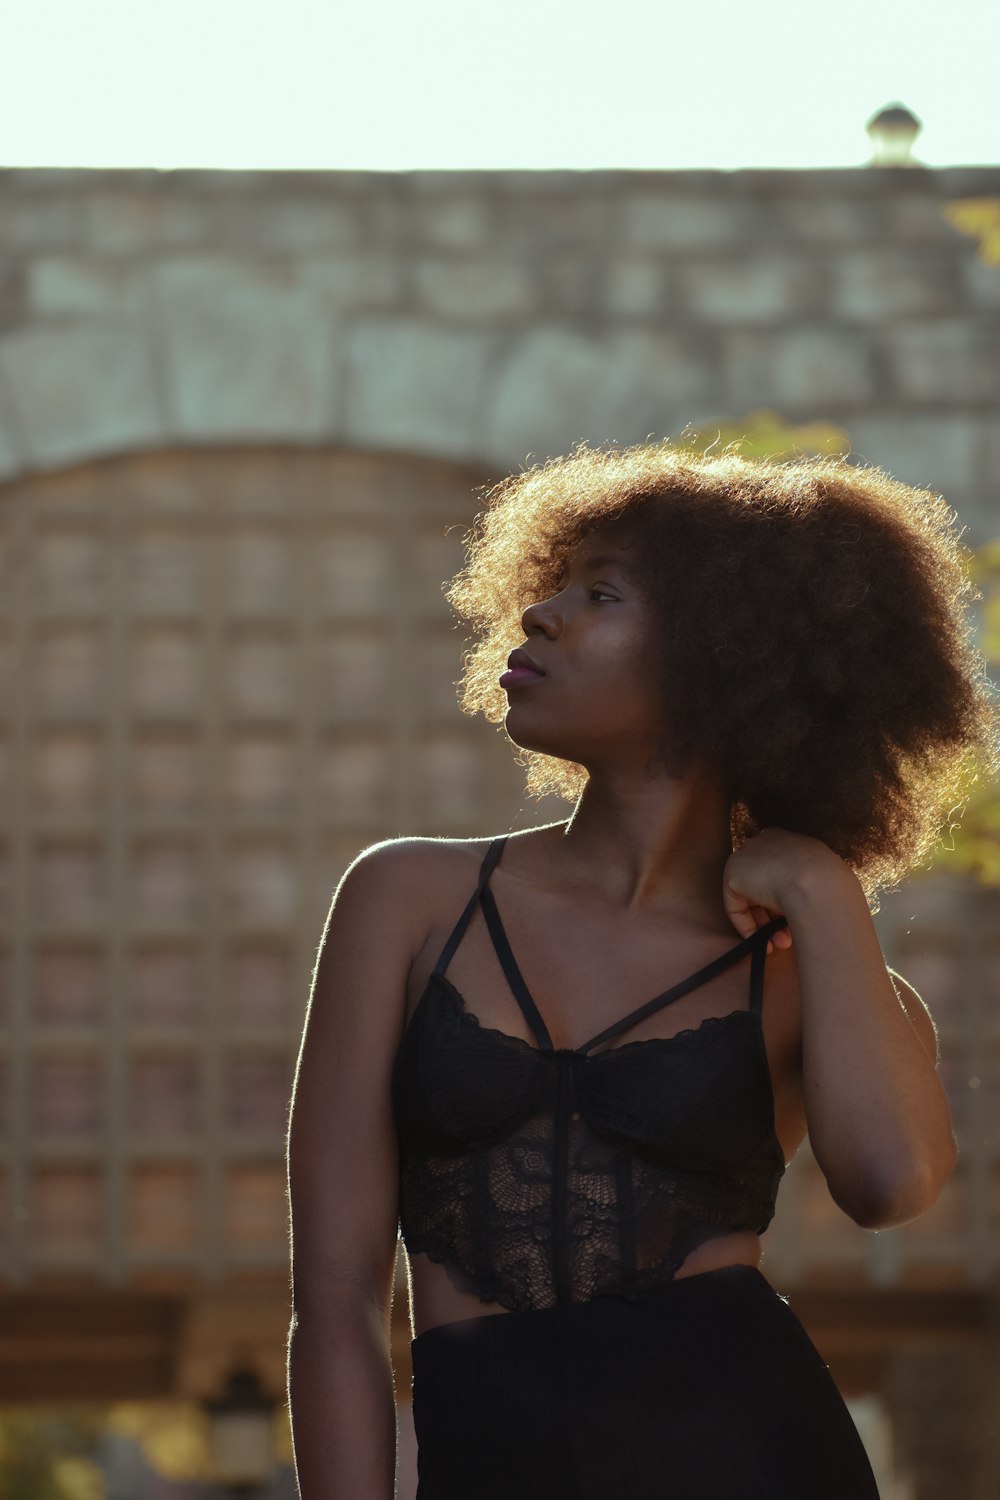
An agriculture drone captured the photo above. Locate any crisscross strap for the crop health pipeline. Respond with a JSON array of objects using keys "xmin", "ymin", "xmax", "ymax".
[
  {"xmin": 480, "ymin": 882, "xmax": 556, "ymax": 1051},
  {"xmin": 432, "ymin": 832, "xmax": 789, "ymax": 1055},
  {"xmin": 557, "ymin": 913, "xmax": 788, "ymax": 1054},
  {"xmin": 430, "ymin": 836, "xmax": 510, "ymax": 981},
  {"xmin": 479, "ymin": 843, "xmax": 789, "ymax": 1054}
]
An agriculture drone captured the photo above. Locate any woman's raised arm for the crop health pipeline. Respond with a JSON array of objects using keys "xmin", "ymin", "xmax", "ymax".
[{"xmin": 286, "ymin": 840, "xmax": 430, "ymax": 1500}]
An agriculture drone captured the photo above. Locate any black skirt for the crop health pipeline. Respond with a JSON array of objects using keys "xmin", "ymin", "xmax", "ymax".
[{"xmin": 408, "ymin": 1264, "xmax": 880, "ymax": 1499}]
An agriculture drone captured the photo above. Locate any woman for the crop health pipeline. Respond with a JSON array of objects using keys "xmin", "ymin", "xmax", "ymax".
[{"xmin": 286, "ymin": 442, "xmax": 1000, "ymax": 1499}]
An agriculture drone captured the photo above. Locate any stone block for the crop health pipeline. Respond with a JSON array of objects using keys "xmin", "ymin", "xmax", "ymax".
[
  {"xmin": 748, "ymin": 168, "xmax": 887, "ymax": 199},
  {"xmin": 361, "ymin": 191, "xmax": 407, "ymax": 247},
  {"xmin": 342, "ymin": 317, "xmax": 502, "ymax": 461},
  {"xmin": 298, "ymin": 253, "xmax": 401, "ymax": 311},
  {"xmin": 537, "ymin": 256, "xmax": 606, "ymax": 319},
  {"xmin": 605, "ymin": 258, "xmax": 669, "ymax": 318},
  {"xmin": 776, "ymin": 197, "xmax": 880, "ymax": 244},
  {"xmin": 982, "ymin": 412, "xmax": 1000, "ymax": 497},
  {"xmin": 491, "ymin": 191, "xmax": 611, "ymax": 252},
  {"xmin": 886, "ymin": 193, "xmax": 972, "ymax": 245},
  {"xmin": 960, "ymin": 254, "xmax": 1000, "ymax": 309},
  {"xmin": 604, "ymin": 330, "xmax": 716, "ymax": 438},
  {"xmin": 722, "ymin": 329, "xmax": 875, "ymax": 412},
  {"xmin": 884, "ymin": 321, "xmax": 998, "ymax": 404},
  {"xmin": 81, "ymin": 193, "xmax": 208, "ymax": 252},
  {"xmin": 150, "ymin": 255, "xmax": 337, "ymax": 439},
  {"xmin": 407, "ymin": 193, "xmax": 492, "ymax": 248},
  {"xmin": 482, "ymin": 326, "xmax": 715, "ymax": 467},
  {"xmin": 0, "ymin": 326, "xmax": 163, "ymax": 467},
  {"xmin": 678, "ymin": 257, "xmax": 816, "ymax": 323},
  {"xmin": 484, "ymin": 327, "xmax": 606, "ymax": 463},
  {"xmin": 936, "ymin": 165, "xmax": 1000, "ymax": 197},
  {"xmin": 0, "ymin": 195, "xmax": 82, "ymax": 251},
  {"xmin": 845, "ymin": 412, "xmax": 985, "ymax": 496},
  {"xmin": 214, "ymin": 196, "xmax": 360, "ymax": 251},
  {"xmin": 492, "ymin": 172, "xmax": 595, "ymax": 195},
  {"xmin": 0, "ymin": 258, "xmax": 25, "ymax": 329},
  {"xmin": 27, "ymin": 256, "xmax": 145, "ymax": 318},
  {"xmin": 3, "ymin": 168, "xmax": 93, "ymax": 192},
  {"xmin": 403, "ymin": 171, "xmax": 497, "ymax": 195},
  {"xmin": 939, "ymin": 492, "xmax": 995, "ymax": 549},
  {"xmin": 830, "ymin": 248, "xmax": 958, "ymax": 320},
  {"xmin": 412, "ymin": 256, "xmax": 538, "ymax": 320},
  {"xmin": 152, "ymin": 169, "xmax": 273, "ymax": 194},
  {"xmin": 622, "ymin": 195, "xmax": 745, "ymax": 251}
]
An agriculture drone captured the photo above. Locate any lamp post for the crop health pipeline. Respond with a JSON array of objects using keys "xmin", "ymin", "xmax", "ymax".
[
  {"xmin": 203, "ymin": 1366, "xmax": 277, "ymax": 1496},
  {"xmin": 865, "ymin": 103, "xmax": 923, "ymax": 168}
]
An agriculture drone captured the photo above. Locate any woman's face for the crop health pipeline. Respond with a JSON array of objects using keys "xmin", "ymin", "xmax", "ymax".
[{"xmin": 501, "ymin": 529, "xmax": 668, "ymax": 774}]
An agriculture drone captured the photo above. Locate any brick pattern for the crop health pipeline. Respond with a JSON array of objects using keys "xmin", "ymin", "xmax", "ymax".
[{"xmin": 0, "ymin": 446, "xmax": 547, "ymax": 1286}]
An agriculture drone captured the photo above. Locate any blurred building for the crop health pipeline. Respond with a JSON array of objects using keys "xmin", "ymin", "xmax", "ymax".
[{"xmin": 0, "ymin": 164, "xmax": 999, "ymax": 1500}]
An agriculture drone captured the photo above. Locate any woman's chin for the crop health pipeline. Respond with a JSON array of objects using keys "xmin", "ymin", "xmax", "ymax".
[{"xmin": 503, "ymin": 721, "xmax": 576, "ymax": 760}]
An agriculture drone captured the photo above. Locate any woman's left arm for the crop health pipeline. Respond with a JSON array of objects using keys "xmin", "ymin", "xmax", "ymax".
[{"xmin": 781, "ymin": 860, "xmax": 958, "ymax": 1230}]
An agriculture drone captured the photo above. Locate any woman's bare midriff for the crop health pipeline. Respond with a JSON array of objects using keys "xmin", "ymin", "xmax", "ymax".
[{"xmin": 407, "ymin": 1229, "xmax": 764, "ymax": 1338}]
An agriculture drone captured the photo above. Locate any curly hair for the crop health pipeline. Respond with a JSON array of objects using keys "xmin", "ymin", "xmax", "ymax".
[{"xmin": 444, "ymin": 440, "xmax": 1000, "ymax": 912}]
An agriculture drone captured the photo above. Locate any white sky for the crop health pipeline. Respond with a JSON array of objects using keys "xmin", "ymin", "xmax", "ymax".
[{"xmin": 4, "ymin": 0, "xmax": 997, "ymax": 171}]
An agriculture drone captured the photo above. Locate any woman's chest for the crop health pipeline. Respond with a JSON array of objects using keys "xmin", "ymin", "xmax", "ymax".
[{"xmin": 402, "ymin": 908, "xmax": 807, "ymax": 1165}]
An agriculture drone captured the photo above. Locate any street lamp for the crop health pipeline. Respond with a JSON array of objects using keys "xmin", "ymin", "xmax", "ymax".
[
  {"xmin": 203, "ymin": 1365, "xmax": 277, "ymax": 1495},
  {"xmin": 865, "ymin": 103, "xmax": 923, "ymax": 168}
]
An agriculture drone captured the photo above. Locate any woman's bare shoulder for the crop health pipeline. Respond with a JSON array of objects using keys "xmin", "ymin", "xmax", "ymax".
[
  {"xmin": 345, "ymin": 823, "xmax": 561, "ymax": 911},
  {"xmin": 337, "ymin": 835, "xmax": 484, "ymax": 928},
  {"xmin": 352, "ymin": 824, "xmax": 557, "ymax": 873},
  {"xmin": 348, "ymin": 831, "xmax": 490, "ymax": 883}
]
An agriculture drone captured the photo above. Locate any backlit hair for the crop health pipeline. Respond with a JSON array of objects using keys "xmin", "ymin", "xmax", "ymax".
[{"xmin": 444, "ymin": 440, "xmax": 1000, "ymax": 910}]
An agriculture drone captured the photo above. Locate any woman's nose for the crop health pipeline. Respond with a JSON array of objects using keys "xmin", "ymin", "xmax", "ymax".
[{"xmin": 520, "ymin": 594, "xmax": 561, "ymax": 636}]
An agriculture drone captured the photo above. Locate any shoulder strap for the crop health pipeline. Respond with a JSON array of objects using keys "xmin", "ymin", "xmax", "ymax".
[
  {"xmin": 480, "ymin": 884, "xmax": 555, "ymax": 1052},
  {"xmin": 430, "ymin": 837, "xmax": 509, "ymax": 981},
  {"xmin": 579, "ymin": 913, "xmax": 788, "ymax": 1053},
  {"xmin": 748, "ymin": 914, "xmax": 788, "ymax": 1019}
]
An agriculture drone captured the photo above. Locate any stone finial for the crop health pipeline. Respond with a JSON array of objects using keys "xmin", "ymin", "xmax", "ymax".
[{"xmin": 865, "ymin": 102, "xmax": 924, "ymax": 167}]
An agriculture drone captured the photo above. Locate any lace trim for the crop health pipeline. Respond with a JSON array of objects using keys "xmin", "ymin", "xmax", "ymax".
[
  {"xmin": 405, "ymin": 1233, "xmax": 523, "ymax": 1311},
  {"xmin": 429, "ymin": 970, "xmax": 759, "ymax": 1058},
  {"xmin": 401, "ymin": 1223, "xmax": 774, "ymax": 1312}
]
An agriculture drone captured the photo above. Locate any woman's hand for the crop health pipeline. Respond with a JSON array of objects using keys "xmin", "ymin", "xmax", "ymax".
[{"xmin": 722, "ymin": 828, "xmax": 843, "ymax": 953}]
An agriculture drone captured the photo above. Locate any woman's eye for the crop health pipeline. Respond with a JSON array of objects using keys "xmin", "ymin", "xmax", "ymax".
[{"xmin": 589, "ymin": 588, "xmax": 617, "ymax": 602}]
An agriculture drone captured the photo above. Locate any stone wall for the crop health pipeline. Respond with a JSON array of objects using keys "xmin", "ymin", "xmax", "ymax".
[{"xmin": 1, "ymin": 164, "xmax": 998, "ymax": 541}]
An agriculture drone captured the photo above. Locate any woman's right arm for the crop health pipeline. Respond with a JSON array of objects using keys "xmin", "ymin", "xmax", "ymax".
[{"xmin": 286, "ymin": 840, "xmax": 430, "ymax": 1500}]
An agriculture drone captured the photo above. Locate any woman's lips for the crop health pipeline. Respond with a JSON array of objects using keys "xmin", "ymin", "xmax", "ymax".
[{"xmin": 499, "ymin": 667, "xmax": 545, "ymax": 688}]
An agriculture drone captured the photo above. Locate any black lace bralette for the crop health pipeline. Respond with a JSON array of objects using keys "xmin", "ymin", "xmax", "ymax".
[{"xmin": 392, "ymin": 835, "xmax": 788, "ymax": 1312}]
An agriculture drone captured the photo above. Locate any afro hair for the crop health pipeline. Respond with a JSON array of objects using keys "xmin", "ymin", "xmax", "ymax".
[{"xmin": 444, "ymin": 440, "xmax": 1000, "ymax": 912}]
